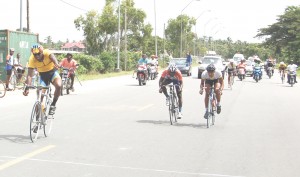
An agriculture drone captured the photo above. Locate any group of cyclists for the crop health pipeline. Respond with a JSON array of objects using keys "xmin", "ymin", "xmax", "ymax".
[
  {"xmin": 158, "ymin": 54, "xmax": 298, "ymax": 120},
  {"xmin": 4, "ymin": 44, "xmax": 79, "ymax": 115}
]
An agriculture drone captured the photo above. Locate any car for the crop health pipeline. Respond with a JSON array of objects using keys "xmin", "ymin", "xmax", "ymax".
[
  {"xmin": 198, "ymin": 55, "xmax": 226, "ymax": 79},
  {"xmin": 169, "ymin": 58, "xmax": 192, "ymax": 76},
  {"xmin": 245, "ymin": 60, "xmax": 254, "ymax": 76},
  {"xmin": 233, "ymin": 53, "xmax": 245, "ymax": 64}
]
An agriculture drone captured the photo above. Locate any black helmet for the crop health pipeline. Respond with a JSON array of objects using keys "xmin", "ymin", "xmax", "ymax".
[{"xmin": 206, "ymin": 64, "xmax": 216, "ymax": 72}]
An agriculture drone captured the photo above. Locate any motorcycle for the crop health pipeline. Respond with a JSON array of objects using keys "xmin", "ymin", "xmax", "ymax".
[
  {"xmin": 253, "ymin": 66, "xmax": 262, "ymax": 83},
  {"xmin": 267, "ymin": 67, "xmax": 273, "ymax": 78},
  {"xmin": 136, "ymin": 64, "xmax": 148, "ymax": 86},
  {"xmin": 149, "ymin": 64, "xmax": 157, "ymax": 80},
  {"xmin": 288, "ymin": 71, "xmax": 296, "ymax": 87},
  {"xmin": 237, "ymin": 67, "xmax": 246, "ymax": 81}
]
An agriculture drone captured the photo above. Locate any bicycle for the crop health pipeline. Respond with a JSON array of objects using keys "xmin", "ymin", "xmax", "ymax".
[
  {"xmin": 280, "ymin": 70, "xmax": 285, "ymax": 84},
  {"xmin": 205, "ymin": 83, "xmax": 217, "ymax": 128},
  {"xmin": 9, "ymin": 67, "xmax": 26, "ymax": 90},
  {"xmin": 165, "ymin": 83, "xmax": 180, "ymax": 125},
  {"xmin": 60, "ymin": 67, "xmax": 72, "ymax": 95},
  {"xmin": 228, "ymin": 70, "xmax": 235, "ymax": 90},
  {"xmin": 0, "ymin": 72, "xmax": 6, "ymax": 98},
  {"xmin": 28, "ymin": 85, "xmax": 54, "ymax": 142}
]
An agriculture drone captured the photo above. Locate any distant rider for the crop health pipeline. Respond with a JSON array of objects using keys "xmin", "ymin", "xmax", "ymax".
[
  {"xmin": 60, "ymin": 53, "xmax": 78, "ymax": 91},
  {"xmin": 278, "ymin": 61, "xmax": 287, "ymax": 79},
  {"xmin": 287, "ymin": 60, "xmax": 298, "ymax": 84},
  {"xmin": 224, "ymin": 59, "xmax": 236, "ymax": 88}
]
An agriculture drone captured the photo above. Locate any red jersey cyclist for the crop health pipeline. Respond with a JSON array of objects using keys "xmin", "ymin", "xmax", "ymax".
[{"xmin": 159, "ymin": 64, "xmax": 183, "ymax": 118}]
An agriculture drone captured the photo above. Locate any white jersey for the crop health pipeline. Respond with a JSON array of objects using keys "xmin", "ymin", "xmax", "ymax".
[
  {"xmin": 201, "ymin": 70, "xmax": 222, "ymax": 80},
  {"xmin": 227, "ymin": 63, "xmax": 236, "ymax": 70},
  {"xmin": 149, "ymin": 59, "xmax": 158, "ymax": 66},
  {"xmin": 287, "ymin": 64, "xmax": 298, "ymax": 72}
]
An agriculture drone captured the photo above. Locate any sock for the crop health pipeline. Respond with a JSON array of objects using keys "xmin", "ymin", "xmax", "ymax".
[
  {"xmin": 51, "ymin": 97, "xmax": 58, "ymax": 106},
  {"xmin": 217, "ymin": 102, "xmax": 221, "ymax": 106}
]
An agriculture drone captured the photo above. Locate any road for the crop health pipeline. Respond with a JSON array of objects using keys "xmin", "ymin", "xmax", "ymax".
[{"xmin": 0, "ymin": 68, "xmax": 299, "ymax": 177}]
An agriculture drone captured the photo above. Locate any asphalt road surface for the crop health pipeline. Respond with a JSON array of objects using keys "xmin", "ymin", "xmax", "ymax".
[{"xmin": 0, "ymin": 68, "xmax": 299, "ymax": 177}]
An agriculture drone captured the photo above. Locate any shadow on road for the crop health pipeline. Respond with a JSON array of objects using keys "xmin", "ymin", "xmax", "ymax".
[
  {"xmin": 0, "ymin": 135, "xmax": 31, "ymax": 144},
  {"xmin": 137, "ymin": 120, "xmax": 207, "ymax": 129}
]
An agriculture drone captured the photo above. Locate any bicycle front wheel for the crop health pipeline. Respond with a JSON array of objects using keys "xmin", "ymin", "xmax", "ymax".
[
  {"xmin": 30, "ymin": 102, "xmax": 42, "ymax": 142},
  {"xmin": 169, "ymin": 95, "xmax": 176, "ymax": 125},
  {"xmin": 0, "ymin": 80, "xmax": 6, "ymax": 98}
]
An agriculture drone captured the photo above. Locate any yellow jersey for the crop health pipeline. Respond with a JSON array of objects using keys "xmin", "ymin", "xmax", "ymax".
[
  {"xmin": 28, "ymin": 49, "xmax": 55, "ymax": 72},
  {"xmin": 279, "ymin": 64, "xmax": 287, "ymax": 70}
]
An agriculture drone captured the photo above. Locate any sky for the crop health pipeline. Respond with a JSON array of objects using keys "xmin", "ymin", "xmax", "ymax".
[{"xmin": 0, "ymin": 0, "xmax": 299, "ymax": 43}]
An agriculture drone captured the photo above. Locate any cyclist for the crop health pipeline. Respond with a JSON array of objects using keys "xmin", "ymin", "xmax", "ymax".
[
  {"xmin": 287, "ymin": 60, "xmax": 298, "ymax": 84},
  {"xmin": 266, "ymin": 59, "xmax": 274, "ymax": 76},
  {"xmin": 199, "ymin": 64, "xmax": 224, "ymax": 119},
  {"xmin": 23, "ymin": 44, "xmax": 62, "ymax": 115},
  {"xmin": 224, "ymin": 59, "xmax": 236, "ymax": 88},
  {"xmin": 60, "ymin": 53, "xmax": 78, "ymax": 91},
  {"xmin": 159, "ymin": 64, "xmax": 183, "ymax": 119},
  {"xmin": 278, "ymin": 61, "xmax": 287, "ymax": 79}
]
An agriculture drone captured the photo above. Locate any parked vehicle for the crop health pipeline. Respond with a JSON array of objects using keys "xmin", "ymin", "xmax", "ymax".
[
  {"xmin": 198, "ymin": 55, "xmax": 225, "ymax": 79},
  {"xmin": 245, "ymin": 60, "xmax": 254, "ymax": 76},
  {"xmin": 169, "ymin": 58, "xmax": 192, "ymax": 76}
]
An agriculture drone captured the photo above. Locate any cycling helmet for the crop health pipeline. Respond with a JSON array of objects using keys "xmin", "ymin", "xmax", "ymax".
[
  {"xmin": 229, "ymin": 59, "xmax": 234, "ymax": 63},
  {"xmin": 168, "ymin": 64, "xmax": 177, "ymax": 73},
  {"xmin": 206, "ymin": 64, "xmax": 216, "ymax": 72},
  {"xmin": 31, "ymin": 44, "xmax": 43, "ymax": 54},
  {"xmin": 280, "ymin": 61, "xmax": 284, "ymax": 65}
]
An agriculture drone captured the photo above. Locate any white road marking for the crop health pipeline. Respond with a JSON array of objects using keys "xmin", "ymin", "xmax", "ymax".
[{"xmin": 0, "ymin": 155, "xmax": 245, "ymax": 177}]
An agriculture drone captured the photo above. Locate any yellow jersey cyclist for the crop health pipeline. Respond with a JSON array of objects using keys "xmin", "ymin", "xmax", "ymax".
[
  {"xmin": 278, "ymin": 61, "xmax": 287, "ymax": 78},
  {"xmin": 23, "ymin": 44, "xmax": 62, "ymax": 115}
]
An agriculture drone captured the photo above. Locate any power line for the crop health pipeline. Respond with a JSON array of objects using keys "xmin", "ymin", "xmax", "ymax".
[{"xmin": 59, "ymin": 0, "xmax": 88, "ymax": 12}]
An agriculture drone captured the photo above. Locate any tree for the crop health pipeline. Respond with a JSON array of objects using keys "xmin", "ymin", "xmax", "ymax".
[{"xmin": 256, "ymin": 6, "xmax": 300, "ymax": 63}]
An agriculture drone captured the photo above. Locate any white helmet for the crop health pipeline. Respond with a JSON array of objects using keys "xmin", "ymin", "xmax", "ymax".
[
  {"xmin": 280, "ymin": 61, "xmax": 284, "ymax": 65},
  {"xmin": 229, "ymin": 59, "xmax": 234, "ymax": 63}
]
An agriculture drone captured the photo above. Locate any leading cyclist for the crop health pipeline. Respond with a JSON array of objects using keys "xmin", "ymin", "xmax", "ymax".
[
  {"xmin": 199, "ymin": 64, "xmax": 224, "ymax": 119},
  {"xmin": 159, "ymin": 64, "xmax": 183, "ymax": 118},
  {"xmin": 23, "ymin": 44, "xmax": 62, "ymax": 115}
]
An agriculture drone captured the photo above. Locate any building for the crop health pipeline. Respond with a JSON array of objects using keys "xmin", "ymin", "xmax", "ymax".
[{"xmin": 61, "ymin": 41, "xmax": 85, "ymax": 53}]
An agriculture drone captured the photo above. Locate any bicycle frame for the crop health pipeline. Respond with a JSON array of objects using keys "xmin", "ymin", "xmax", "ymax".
[
  {"xmin": 166, "ymin": 83, "xmax": 179, "ymax": 125},
  {"xmin": 206, "ymin": 83, "xmax": 216, "ymax": 128}
]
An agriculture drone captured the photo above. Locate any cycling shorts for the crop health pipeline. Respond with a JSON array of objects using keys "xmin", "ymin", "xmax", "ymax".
[
  {"xmin": 205, "ymin": 79, "xmax": 218, "ymax": 86},
  {"xmin": 39, "ymin": 69, "xmax": 60, "ymax": 87}
]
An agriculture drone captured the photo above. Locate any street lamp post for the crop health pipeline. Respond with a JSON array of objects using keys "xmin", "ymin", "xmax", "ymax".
[
  {"xmin": 154, "ymin": 0, "xmax": 157, "ymax": 56},
  {"xmin": 194, "ymin": 9, "xmax": 211, "ymax": 56},
  {"xmin": 116, "ymin": 0, "xmax": 121, "ymax": 71},
  {"xmin": 180, "ymin": 0, "xmax": 200, "ymax": 57},
  {"xmin": 203, "ymin": 17, "xmax": 217, "ymax": 51}
]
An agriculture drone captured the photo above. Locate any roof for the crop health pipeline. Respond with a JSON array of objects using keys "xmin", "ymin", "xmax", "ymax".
[{"xmin": 61, "ymin": 42, "xmax": 85, "ymax": 49}]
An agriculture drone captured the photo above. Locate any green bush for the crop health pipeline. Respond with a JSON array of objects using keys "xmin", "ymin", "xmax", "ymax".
[
  {"xmin": 72, "ymin": 54, "xmax": 103, "ymax": 74},
  {"xmin": 99, "ymin": 52, "xmax": 115, "ymax": 73}
]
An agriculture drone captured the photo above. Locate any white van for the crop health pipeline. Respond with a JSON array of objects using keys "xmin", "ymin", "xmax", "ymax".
[{"xmin": 233, "ymin": 53, "xmax": 245, "ymax": 64}]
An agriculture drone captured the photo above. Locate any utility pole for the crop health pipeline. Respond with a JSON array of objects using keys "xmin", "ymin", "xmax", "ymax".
[
  {"xmin": 20, "ymin": 0, "xmax": 22, "ymax": 31},
  {"xmin": 124, "ymin": 1, "xmax": 127, "ymax": 71},
  {"xmin": 27, "ymin": 0, "xmax": 30, "ymax": 32}
]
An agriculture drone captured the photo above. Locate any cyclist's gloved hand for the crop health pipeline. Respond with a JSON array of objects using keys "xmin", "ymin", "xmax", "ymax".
[{"xmin": 159, "ymin": 87, "xmax": 162, "ymax": 93}]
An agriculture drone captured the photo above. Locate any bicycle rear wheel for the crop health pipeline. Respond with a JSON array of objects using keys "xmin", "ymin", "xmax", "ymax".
[
  {"xmin": 30, "ymin": 102, "xmax": 42, "ymax": 142},
  {"xmin": 9, "ymin": 74, "xmax": 17, "ymax": 91},
  {"xmin": 0, "ymin": 80, "xmax": 6, "ymax": 98}
]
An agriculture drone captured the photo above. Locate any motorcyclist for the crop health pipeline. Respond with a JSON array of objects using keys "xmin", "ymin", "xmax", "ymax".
[
  {"xmin": 253, "ymin": 58, "xmax": 263, "ymax": 80},
  {"xmin": 149, "ymin": 55, "xmax": 159, "ymax": 75},
  {"xmin": 137, "ymin": 54, "xmax": 150, "ymax": 79},
  {"xmin": 287, "ymin": 60, "xmax": 298, "ymax": 84},
  {"xmin": 266, "ymin": 59, "xmax": 274, "ymax": 75},
  {"xmin": 199, "ymin": 64, "xmax": 224, "ymax": 119},
  {"xmin": 224, "ymin": 59, "xmax": 236, "ymax": 88},
  {"xmin": 159, "ymin": 64, "xmax": 183, "ymax": 119},
  {"xmin": 237, "ymin": 59, "xmax": 246, "ymax": 79}
]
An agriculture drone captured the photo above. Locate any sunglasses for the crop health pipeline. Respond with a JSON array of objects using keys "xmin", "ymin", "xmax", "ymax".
[{"xmin": 33, "ymin": 53, "xmax": 41, "ymax": 56}]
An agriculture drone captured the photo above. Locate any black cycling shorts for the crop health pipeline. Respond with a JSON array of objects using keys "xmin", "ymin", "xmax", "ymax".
[{"xmin": 205, "ymin": 79, "xmax": 218, "ymax": 86}]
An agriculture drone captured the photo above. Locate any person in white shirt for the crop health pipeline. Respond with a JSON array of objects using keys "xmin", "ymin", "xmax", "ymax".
[
  {"xmin": 287, "ymin": 60, "xmax": 298, "ymax": 83},
  {"xmin": 199, "ymin": 64, "xmax": 224, "ymax": 119},
  {"xmin": 13, "ymin": 53, "xmax": 25, "ymax": 80}
]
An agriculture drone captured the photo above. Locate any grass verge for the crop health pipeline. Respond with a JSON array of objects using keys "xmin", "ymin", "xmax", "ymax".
[{"xmin": 77, "ymin": 70, "xmax": 134, "ymax": 81}]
